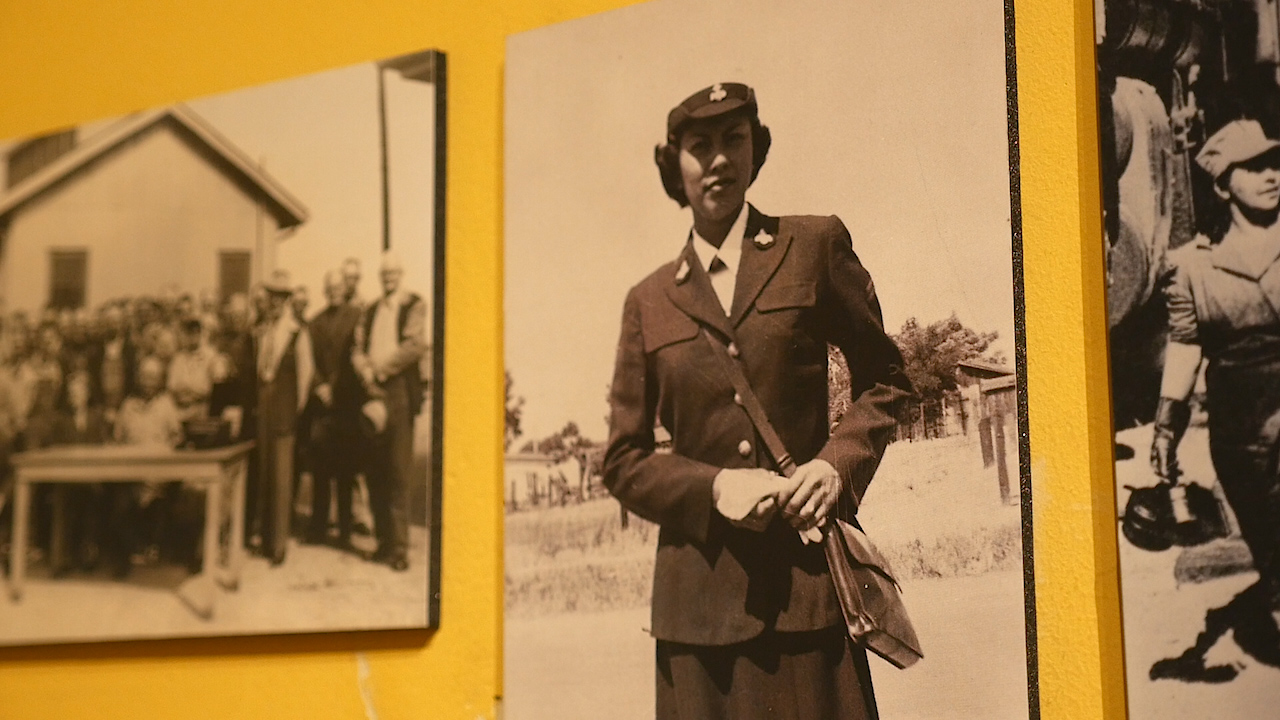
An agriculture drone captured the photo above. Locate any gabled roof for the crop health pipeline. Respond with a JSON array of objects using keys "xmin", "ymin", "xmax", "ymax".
[
  {"xmin": 0, "ymin": 104, "xmax": 308, "ymax": 228},
  {"xmin": 957, "ymin": 358, "xmax": 1015, "ymax": 377}
]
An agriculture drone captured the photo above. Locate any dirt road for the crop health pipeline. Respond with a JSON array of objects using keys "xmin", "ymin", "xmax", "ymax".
[
  {"xmin": 504, "ymin": 570, "xmax": 1030, "ymax": 720},
  {"xmin": 1116, "ymin": 424, "xmax": 1280, "ymax": 718}
]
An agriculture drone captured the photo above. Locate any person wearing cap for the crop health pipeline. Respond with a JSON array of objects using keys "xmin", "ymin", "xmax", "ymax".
[
  {"xmin": 167, "ymin": 317, "xmax": 229, "ymax": 422},
  {"xmin": 602, "ymin": 82, "xmax": 912, "ymax": 719},
  {"xmin": 353, "ymin": 250, "xmax": 427, "ymax": 572},
  {"xmin": 255, "ymin": 268, "xmax": 314, "ymax": 565},
  {"xmin": 1152, "ymin": 117, "xmax": 1280, "ymax": 615}
]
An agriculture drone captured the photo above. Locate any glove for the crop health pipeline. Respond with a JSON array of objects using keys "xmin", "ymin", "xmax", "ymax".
[{"xmin": 1150, "ymin": 397, "xmax": 1191, "ymax": 483}]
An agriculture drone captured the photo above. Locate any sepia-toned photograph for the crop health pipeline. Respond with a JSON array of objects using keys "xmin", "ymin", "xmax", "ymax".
[
  {"xmin": 1097, "ymin": 0, "xmax": 1280, "ymax": 716},
  {"xmin": 503, "ymin": 1, "xmax": 1034, "ymax": 718},
  {"xmin": 0, "ymin": 49, "xmax": 446, "ymax": 644}
]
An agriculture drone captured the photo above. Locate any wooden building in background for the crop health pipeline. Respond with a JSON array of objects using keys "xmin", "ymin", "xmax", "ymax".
[{"xmin": 0, "ymin": 105, "xmax": 307, "ymax": 314}]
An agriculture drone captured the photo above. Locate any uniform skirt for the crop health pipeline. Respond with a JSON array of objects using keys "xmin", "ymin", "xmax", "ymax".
[{"xmin": 655, "ymin": 626, "xmax": 877, "ymax": 720}]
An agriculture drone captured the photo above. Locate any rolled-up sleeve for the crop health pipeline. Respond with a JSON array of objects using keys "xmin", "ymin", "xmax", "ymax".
[{"xmin": 1165, "ymin": 261, "xmax": 1200, "ymax": 345}]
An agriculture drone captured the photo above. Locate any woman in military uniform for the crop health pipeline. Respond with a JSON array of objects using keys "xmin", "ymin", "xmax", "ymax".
[
  {"xmin": 603, "ymin": 82, "xmax": 912, "ymax": 720},
  {"xmin": 1152, "ymin": 118, "xmax": 1280, "ymax": 612}
]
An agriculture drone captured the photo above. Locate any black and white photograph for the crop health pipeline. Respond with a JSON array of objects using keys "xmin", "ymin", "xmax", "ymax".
[
  {"xmin": 1098, "ymin": 0, "xmax": 1280, "ymax": 716},
  {"xmin": 503, "ymin": 1, "xmax": 1034, "ymax": 718},
  {"xmin": 0, "ymin": 49, "xmax": 446, "ymax": 644}
]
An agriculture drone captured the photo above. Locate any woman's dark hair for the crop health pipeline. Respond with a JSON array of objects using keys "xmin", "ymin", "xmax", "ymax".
[{"xmin": 653, "ymin": 111, "xmax": 772, "ymax": 207}]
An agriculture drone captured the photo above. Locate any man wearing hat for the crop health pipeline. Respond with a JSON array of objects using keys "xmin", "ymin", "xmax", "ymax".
[
  {"xmin": 603, "ymin": 82, "xmax": 911, "ymax": 718},
  {"xmin": 1152, "ymin": 117, "xmax": 1280, "ymax": 625},
  {"xmin": 255, "ymin": 268, "xmax": 314, "ymax": 565},
  {"xmin": 353, "ymin": 251, "xmax": 427, "ymax": 572}
]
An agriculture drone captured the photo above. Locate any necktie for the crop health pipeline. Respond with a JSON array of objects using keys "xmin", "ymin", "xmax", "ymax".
[{"xmin": 707, "ymin": 256, "xmax": 732, "ymax": 315}]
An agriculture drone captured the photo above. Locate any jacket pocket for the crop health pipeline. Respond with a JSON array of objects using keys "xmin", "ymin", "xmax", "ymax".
[
  {"xmin": 641, "ymin": 310, "xmax": 699, "ymax": 353},
  {"xmin": 757, "ymin": 282, "xmax": 816, "ymax": 312}
]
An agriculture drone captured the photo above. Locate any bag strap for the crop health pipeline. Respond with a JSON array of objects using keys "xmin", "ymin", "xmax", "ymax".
[
  {"xmin": 699, "ymin": 328, "xmax": 858, "ymax": 525},
  {"xmin": 699, "ymin": 328, "xmax": 797, "ymax": 478}
]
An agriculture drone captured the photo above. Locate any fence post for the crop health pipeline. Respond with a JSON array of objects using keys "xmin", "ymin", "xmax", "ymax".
[{"xmin": 993, "ymin": 411, "xmax": 1012, "ymax": 505}]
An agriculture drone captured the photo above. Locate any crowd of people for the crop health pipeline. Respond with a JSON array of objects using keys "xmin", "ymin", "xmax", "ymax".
[{"xmin": 0, "ymin": 251, "xmax": 429, "ymax": 581}]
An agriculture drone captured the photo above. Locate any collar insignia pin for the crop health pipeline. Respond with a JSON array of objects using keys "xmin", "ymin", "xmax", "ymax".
[
  {"xmin": 675, "ymin": 259, "xmax": 690, "ymax": 283},
  {"xmin": 754, "ymin": 230, "xmax": 774, "ymax": 249},
  {"xmin": 709, "ymin": 84, "xmax": 727, "ymax": 102}
]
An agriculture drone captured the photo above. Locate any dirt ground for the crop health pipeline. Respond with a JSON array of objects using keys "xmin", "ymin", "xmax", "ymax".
[
  {"xmin": 504, "ymin": 433, "xmax": 1033, "ymax": 717},
  {"xmin": 504, "ymin": 570, "xmax": 1030, "ymax": 720},
  {"xmin": 0, "ymin": 524, "xmax": 431, "ymax": 645},
  {"xmin": 1115, "ymin": 424, "xmax": 1280, "ymax": 718}
]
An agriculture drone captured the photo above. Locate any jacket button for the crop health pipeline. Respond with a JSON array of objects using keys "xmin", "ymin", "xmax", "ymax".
[
  {"xmin": 733, "ymin": 392, "xmax": 743, "ymax": 406},
  {"xmin": 738, "ymin": 440, "xmax": 752, "ymax": 457},
  {"xmin": 727, "ymin": 343, "xmax": 740, "ymax": 358}
]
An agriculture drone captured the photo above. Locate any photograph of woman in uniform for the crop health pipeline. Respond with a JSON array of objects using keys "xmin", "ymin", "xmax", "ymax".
[
  {"xmin": 505, "ymin": 0, "xmax": 1033, "ymax": 718},
  {"xmin": 1098, "ymin": 0, "xmax": 1280, "ymax": 715},
  {"xmin": 603, "ymin": 82, "xmax": 912, "ymax": 719}
]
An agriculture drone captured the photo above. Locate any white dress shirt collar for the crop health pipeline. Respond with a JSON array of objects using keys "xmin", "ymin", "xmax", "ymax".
[{"xmin": 690, "ymin": 202, "xmax": 749, "ymax": 277}]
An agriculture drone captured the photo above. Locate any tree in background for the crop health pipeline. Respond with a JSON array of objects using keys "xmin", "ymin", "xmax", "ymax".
[
  {"xmin": 505, "ymin": 370, "xmax": 524, "ymax": 451},
  {"xmin": 828, "ymin": 314, "xmax": 1002, "ymax": 439}
]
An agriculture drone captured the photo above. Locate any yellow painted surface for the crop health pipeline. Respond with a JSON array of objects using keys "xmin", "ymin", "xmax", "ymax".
[{"xmin": 0, "ymin": 0, "xmax": 1123, "ymax": 718}]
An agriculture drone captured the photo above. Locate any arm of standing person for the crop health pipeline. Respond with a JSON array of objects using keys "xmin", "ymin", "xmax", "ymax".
[
  {"xmin": 295, "ymin": 327, "xmax": 315, "ymax": 413},
  {"xmin": 373, "ymin": 296, "xmax": 427, "ymax": 381},
  {"xmin": 351, "ymin": 312, "xmax": 375, "ymax": 389},
  {"xmin": 785, "ymin": 218, "xmax": 913, "ymax": 529},
  {"xmin": 602, "ymin": 286, "xmax": 787, "ymax": 542},
  {"xmin": 1151, "ymin": 257, "xmax": 1202, "ymax": 481}
]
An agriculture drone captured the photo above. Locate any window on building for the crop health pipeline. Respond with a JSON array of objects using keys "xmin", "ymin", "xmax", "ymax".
[
  {"xmin": 49, "ymin": 250, "xmax": 87, "ymax": 309},
  {"xmin": 219, "ymin": 251, "xmax": 252, "ymax": 302}
]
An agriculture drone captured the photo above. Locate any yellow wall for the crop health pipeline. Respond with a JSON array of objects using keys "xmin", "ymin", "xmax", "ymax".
[{"xmin": 0, "ymin": 1, "xmax": 1121, "ymax": 718}]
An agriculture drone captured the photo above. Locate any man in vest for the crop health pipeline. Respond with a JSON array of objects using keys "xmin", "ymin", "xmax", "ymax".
[
  {"xmin": 256, "ymin": 269, "xmax": 314, "ymax": 566},
  {"xmin": 354, "ymin": 251, "xmax": 427, "ymax": 572}
]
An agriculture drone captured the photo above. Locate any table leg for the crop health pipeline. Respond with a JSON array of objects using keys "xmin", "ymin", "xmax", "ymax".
[
  {"xmin": 9, "ymin": 477, "xmax": 30, "ymax": 601},
  {"xmin": 50, "ymin": 486, "xmax": 67, "ymax": 575},
  {"xmin": 176, "ymin": 476, "xmax": 219, "ymax": 620},
  {"xmin": 220, "ymin": 457, "xmax": 247, "ymax": 591}
]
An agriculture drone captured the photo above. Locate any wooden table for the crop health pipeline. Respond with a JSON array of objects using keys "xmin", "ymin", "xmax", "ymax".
[{"xmin": 7, "ymin": 441, "xmax": 254, "ymax": 619}]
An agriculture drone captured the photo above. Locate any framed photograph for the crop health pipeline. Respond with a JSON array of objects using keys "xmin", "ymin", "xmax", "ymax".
[
  {"xmin": 1097, "ymin": 0, "xmax": 1280, "ymax": 715},
  {"xmin": 503, "ymin": 1, "xmax": 1036, "ymax": 718},
  {"xmin": 0, "ymin": 49, "xmax": 446, "ymax": 644}
]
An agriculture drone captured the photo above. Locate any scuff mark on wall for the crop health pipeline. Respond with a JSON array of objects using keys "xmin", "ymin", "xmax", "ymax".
[{"xmin": 356, "ymin": 652, "xmax": 379, "ymax": 720}]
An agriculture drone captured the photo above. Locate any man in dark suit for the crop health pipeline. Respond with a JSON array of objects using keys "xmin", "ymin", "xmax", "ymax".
[
  {"xmin": 306, "ymin": 269, "xmax": 363, "ymax": 547},
  {"xmin": 354, "ymin": 252, "xmax": 427, "ymax": 572},
  {"xmin": 255, "ymin": 269, "xmax": 314, "ymax": 565},
  {"xmin": 603, "ymin": 82, "xmax": 913, "ymax": 717}
]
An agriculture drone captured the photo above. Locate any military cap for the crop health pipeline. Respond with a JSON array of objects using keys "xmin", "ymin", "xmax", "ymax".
[
  {"xmin": 1196, "ymin": 119, "xmax": 1280, "ymax": 180},
  {"xmin": 666, "ymin": 82, "xmax": 758, "ymax": 139}
]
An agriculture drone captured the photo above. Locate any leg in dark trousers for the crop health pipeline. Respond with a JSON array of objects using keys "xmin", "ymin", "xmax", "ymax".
[
  {"xmin": 367, "ymin": 376, "xmax": 412, "ymax": 569},
  {"xmin": 258, "ymin": 433, "xmax": 294, "ymax": 565},
  {"xmin": 309, "ymin": 418, "xmax": 358, "ymax": 546}
]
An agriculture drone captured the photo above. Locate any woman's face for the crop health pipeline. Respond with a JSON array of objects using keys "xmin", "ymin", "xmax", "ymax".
[
  {"xmin": 1224, "ymin": 151, "xmax": 1280, "ymax": 213},
  {"xmin": 678, "ymin": 114, "xmax": 753, "ymax": 224}
]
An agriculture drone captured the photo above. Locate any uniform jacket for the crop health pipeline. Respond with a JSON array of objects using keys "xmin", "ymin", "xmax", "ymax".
[
  {"xmin": 604, "ymin": 206, "xmax": 912, "ymax": 646},
  {"xmin": 1166, "ymin": 230, "xmax": 1280, "ymax": 352}
]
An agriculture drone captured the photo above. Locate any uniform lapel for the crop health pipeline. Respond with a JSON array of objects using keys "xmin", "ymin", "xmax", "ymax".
[
  {"xmin": 729, "ymin": 207, "xmax": 789, "ymax": 327},
  {"xmin": 665, "ymin": 240, "xmax": 735, "ymax": 340}
]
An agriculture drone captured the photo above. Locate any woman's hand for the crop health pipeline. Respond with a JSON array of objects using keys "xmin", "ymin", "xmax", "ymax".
[
  {"xmin": 713, "ymin": 468, "xmax": 795, "ymax": 532},
  {"xmin": 781, "ymin": 459, "xmax": 842, "ymax": 531}
]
